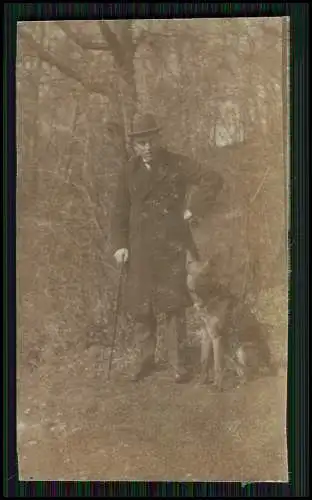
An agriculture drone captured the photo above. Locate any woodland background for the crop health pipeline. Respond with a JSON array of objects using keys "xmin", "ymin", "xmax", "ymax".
[{"xmin": 16, "ymin": 18, "xmax": 288, "ymax": 380}]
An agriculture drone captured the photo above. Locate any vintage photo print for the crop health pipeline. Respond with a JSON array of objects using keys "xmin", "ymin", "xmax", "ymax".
[{"xmin": 16, "ymin": 17, "xmax": 289, "ymax": 481}]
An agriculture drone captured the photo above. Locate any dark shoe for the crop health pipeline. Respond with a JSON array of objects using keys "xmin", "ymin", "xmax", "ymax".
[
  {"xmin": 131, "ymin": 360, "xmax": 156, "ymax": 382},
  {"xmin": 199, "ymin": 372, "xmax": 210, "ymax": 385},
  {"xmin": 199, "ymin": 363, "xmax": 213, "ymax": 385},
  {"xmin": 175, "ymin": 371, "xmax": 192, "ymax": 384}
]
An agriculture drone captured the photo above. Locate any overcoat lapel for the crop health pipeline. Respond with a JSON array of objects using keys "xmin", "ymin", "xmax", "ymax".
[
  {"xmin": 129, "ymin": 157, "xmax": 153, "ymax": 201},
  {"xmin": 129, "ymin": 149, "xmax": 170, "ymax": 202},
  {"xmin": 142, "ymin": 163, "xmax": 168, "ymax": 202}
]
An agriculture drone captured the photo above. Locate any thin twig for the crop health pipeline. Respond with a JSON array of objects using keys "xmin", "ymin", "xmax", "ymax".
[
  {"xmin": 249, "ymin": 164, "xmax": 272, "ymax": 205},
  {"xmin": 70, "ymin": 182, "xmax": 102, "ymax": 233},
  {"xmin": 55, "ymin": 22, "xmax": 110, "ymax": 51},
  {"xmin": 19, "ymin": 27, "xmax": 111, "ymax": 96}
]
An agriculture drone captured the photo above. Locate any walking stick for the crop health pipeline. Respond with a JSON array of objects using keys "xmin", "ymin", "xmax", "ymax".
[{"xmin": 107, "ymin": 258, "xmax": 125, "ymax": 380}]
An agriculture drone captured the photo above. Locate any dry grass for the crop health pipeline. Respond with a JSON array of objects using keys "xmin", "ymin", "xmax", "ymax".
[{"xmin": 17, "ymin": 360, "xmax": 288, "ymax": 481}]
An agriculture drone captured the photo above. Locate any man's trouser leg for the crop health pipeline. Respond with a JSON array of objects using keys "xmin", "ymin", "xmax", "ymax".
[
  {"xmin": 165, "ymin": 309, "xmax": 189, "ymax": 382},
  {"xmin": 132, "ymin": 306, "xmax": 157, "ymax": 381}
]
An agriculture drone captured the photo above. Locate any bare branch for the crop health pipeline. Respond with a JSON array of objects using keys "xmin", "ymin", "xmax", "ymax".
[
  {"xmin": 70, "ymin": 181, "xmax": 103, "ymax": 233},
  {"xmin": 98, "ymin": 21, "xmax": 124, "ymax": 66},
  {"xmin": 54, "ymin": 22, "xmax": 110, "ymax": 51},
  {"xmin": 19, "ymin": 27, "xmax": 110, "ymax": 96},
  {"xmin": 135, "ymin": 29, "xmax": 173, "ymax": 46},
  {"xmin": 98, "ymin": 21, "xmax": 121, "ymax": 50},
  {"xmin": 249, "ymin": 164, "xmax": 272, "ymax": 205}
]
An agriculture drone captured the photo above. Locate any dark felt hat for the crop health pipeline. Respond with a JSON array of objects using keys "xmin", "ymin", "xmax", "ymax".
[{"xmin": 129, "ymin": 113, "xmax": 161, "ymax": 137}]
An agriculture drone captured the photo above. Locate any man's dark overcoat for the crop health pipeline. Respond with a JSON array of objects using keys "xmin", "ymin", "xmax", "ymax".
[{"xmin": 111, "ymin": 146, "xmax": 223, "ymax": 318}]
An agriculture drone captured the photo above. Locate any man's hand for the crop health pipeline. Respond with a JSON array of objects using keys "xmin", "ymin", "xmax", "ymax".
[
  {"xmin": 114, "ymin": 248, "xmax": 129, "ymax": 264},
  {"xmin": 194, "ymin": 301, "xmax": 203, "ymax": 311},
  {"xmin": 183, "ymin": 209, "xmax": 193, "ymax": 220}
]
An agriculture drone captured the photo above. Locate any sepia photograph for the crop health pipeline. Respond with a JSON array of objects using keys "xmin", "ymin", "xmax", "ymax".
[{"xmin": 16, "ymin": 18, "xmax": 289, "ymax": 481}]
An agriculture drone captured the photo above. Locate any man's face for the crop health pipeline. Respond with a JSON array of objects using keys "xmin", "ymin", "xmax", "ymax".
[{"xmin": 133, "ymin": 134, "xmax": 159, "ymax": 163}]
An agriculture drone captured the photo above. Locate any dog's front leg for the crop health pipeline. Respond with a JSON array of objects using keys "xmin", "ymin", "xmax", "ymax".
[
  {"xmin": 204, "ymin": 315, "xmax": 224, "ymax": 391},
  {"xmin": 235, "ymin": 346, "xmax": 248, "ymax": 382},
  {"xmin": 212, "ymin": 334, "xmax": 223, "ymax": 390},
  {"xmin": 200, "ymin": 329, "xmax": 213, "ymax": 384}
]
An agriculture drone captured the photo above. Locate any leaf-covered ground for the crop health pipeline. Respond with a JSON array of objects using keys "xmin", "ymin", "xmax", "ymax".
[
  {"xmin": 17, "ymin": 282, "xmax": 288, "ymax": 481},
  {"xmin": 17, "ymin": 358, "xmax": 288, "ymax": 482}
]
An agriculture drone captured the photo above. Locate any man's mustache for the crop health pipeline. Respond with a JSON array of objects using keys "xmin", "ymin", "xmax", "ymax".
[{"xmin": 139, "ymin": 148, "xmax": 152, "ymax": 160}]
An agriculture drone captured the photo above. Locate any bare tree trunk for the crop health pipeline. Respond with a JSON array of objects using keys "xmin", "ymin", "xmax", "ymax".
[
  {"xmin": 99, "ymin": 21, "xmax": 138, "ymax": 153},
  {"xmin": 17, "ymin": 24, "xmax": 46, "ymax": 212}
]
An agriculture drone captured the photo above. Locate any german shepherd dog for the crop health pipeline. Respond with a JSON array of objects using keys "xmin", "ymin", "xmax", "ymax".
[{"xmin": 186, "ymin": 256, "xmax": 275, "ymax": 390}]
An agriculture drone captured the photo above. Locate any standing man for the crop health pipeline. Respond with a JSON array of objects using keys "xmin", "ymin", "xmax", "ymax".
[{"xmin": 111, "ymin": 113, "xmax": 224, "ymax": 383}]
